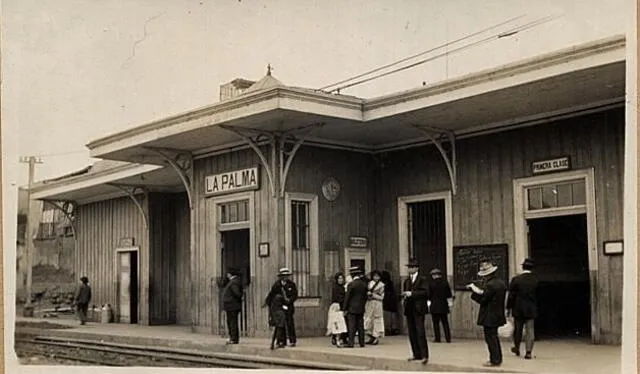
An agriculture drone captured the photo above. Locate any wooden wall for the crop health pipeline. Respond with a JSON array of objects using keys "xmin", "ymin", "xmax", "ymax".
[
  {"xmin": 286, "ymin": 146, "xmax": 377, "ymax": 336},
  {"xmin": 376, "ymin": 108, "xmax": 624, "ymax": 344},
  {"xmin": 75, "ymin": 195, "xmax": 150, "ymax": 324},
  {"xmin": 192, "ymin": 146, "xmax": 376, "ymax": 337},
  {"xmin": 193, "ymin": 148, "xmax": 276, "ymax": 336},
  {"xmin": 174, "ymin": 193, "xmax": 191, "ymax": 325}
]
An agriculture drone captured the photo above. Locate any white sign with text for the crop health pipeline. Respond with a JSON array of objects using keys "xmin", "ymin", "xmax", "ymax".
[{"xmin": 205, "ymin": 166, "xmax": 260, "ymax": 196}]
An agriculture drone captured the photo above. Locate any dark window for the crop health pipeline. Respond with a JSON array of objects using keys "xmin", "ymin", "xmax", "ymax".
[{"xmin": 291, "ymin": 200, "xmax": 314, "ymax": 297}]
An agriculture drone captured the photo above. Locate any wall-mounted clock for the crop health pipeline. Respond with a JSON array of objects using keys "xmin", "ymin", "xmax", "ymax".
[{"xmin": 322, "ymin": 177, "xmax": 341, "ymax": 201}]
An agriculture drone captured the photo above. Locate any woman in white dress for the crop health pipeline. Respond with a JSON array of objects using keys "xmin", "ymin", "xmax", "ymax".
[
  {"xmin": 364, "ymin": 270, "xmax": 385, "ymax": 345},
  {"xmin": 326, "ymin": 272, "xmax": 348, "ymax": 347}
]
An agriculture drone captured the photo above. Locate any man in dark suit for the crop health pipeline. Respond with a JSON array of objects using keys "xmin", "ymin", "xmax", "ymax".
[
  {"xmin": 428, "ymin": 268, "xmax": 453, "ymax": 343},
  {"xmin": 265, "ymin": 267, "xmax": 299, "ymax": 347},
  {"xmin": 506, "ymin": 258, "xmax": 538, "ymax": 359},
  {"xmin": 468, "ymin": 262, "xmax": 507, "ymax": 367},
  {"xmin": 221, "ymin": 267, "xmax": 244, "ymax": 344},
  {"xmin": 342, "ymin": 266, "xmax": 368, "ymax": 348},
  {"xmin": 402, "ymin": 259, "xmax": 430, "ymax": 365},
  {"xmin": 74, "ymin": 276, "xmax": 92, "ymax": 325}
]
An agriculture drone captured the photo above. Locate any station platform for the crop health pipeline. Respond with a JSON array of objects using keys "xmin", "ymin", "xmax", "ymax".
[{"xmin": 13, "ymin": 317, "xmax": 620, "ymax": 373}]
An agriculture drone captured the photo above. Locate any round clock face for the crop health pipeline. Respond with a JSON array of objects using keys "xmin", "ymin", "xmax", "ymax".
[{"xmin": 322, "ymin": 177, "xmax": 341, "ymax": 201}]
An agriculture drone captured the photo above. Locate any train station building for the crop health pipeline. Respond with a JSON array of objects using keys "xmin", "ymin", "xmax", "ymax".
[{"xmin": 30, "ymin": 35, "xmax": 626, "ymax": 345}]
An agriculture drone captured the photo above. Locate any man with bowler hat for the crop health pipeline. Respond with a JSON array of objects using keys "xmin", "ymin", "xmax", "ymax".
[
  {"xmin": 221, "ymin": 267, "xmax": 244, "ymax": 344},
  {"xmin": 265, "ymin": 267, "xmax": 299, "ymax": 347},
  {"xmin": 428, "ymin": 268, "xmax": 454, "ymax": 343},
  {"xmin": 506, "ymin": 258, "xmax": 538, "ymax": 359},
  {"xmin": 342, "ymin": 266, "xmax": 368, "ymax": 348},
  {"xmin": 467, "ymin": 261, "xmax": 507, "ymax": 367},
  {"xmin": 402, "ymin": 259, "xmax": 430, "ymax": 364}
]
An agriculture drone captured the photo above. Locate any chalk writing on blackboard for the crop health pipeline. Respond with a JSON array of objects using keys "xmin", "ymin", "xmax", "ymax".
[{"xmin": 453, "ymin": 244, "xmax": 509, "ymax": 291}]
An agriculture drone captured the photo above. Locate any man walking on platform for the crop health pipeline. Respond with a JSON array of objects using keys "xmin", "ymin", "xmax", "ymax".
[
  {"xmin": 74, "ymin": 276, "xmax": 92, "ymax": 325},
  {"xmin": 342, "ymin": 266, "xmax": 368, "ymax": 348},
  {"xmin": 221, "ymin": 267, "xmax": 244, "ymax": 345},
  {"xmin": 265, "ymin": 268, "xmax": 299, "ymax": 347},
  {"xmin": 402, "ymin": 259, "xmax": 430, "ymax": 365},
  {"xmin": 468, "ymin": 262, "xmax": 507, "ymax": 367},
  {"xmin": 428, "ymin": 268, "xmax": 454, "ymax": 343},
  {"xmin": 506, "ymin": 258, "xmax": 538, "ymax": 359}
]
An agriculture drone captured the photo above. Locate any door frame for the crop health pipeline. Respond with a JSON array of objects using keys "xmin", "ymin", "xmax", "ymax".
[
  {"xmin": 207, "ymin": 191, "xmax": 256, "ymax": 336},
  {"xmin": 344, "ymin": 247, "xmax": 372, "ymax": 276},
  {"xmin": 114, "ymin": 246, "xmax": 140, "ymax": 324},
  {"xmin": 512, "ymin": 168, "xmax": 599, "ymax": 342},
  {"xmin": 397, "ymin": 191, "xmax": 453, "ymax": 278}
]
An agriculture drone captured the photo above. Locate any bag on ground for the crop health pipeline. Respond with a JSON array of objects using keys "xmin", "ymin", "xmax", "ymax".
[{"xmin": 498, "ymin": 319, "xmax": 514, "ymax": 338}]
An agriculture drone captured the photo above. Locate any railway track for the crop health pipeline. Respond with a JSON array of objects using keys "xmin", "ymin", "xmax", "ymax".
[{"xmin": 15, "ymin": 336, "xmax": 367, "ymax": 370}]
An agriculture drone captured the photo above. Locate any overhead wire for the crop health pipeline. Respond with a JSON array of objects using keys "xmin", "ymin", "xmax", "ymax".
[
  {"xmin": 325, "ymin": 14, "xmax": 562, "ymax": 93},
  {"xmin": 318, "ymin": 14, "xmax": 527, "ymax": 91}
]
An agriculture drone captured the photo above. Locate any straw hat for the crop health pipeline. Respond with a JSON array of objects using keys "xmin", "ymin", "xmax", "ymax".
[
  {"xmin": 477, "ymin": 262, "xmax": 498, "ymax": 277},
  {"xmin": 277, "ymin": 267, "xmax": 292, "ymax": 276},
  {"xmin": 348, "ymin": 266, "xmax": 363, "ymax": 275}
]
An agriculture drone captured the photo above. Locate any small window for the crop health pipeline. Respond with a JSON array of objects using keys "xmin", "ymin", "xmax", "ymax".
[
  {"xmin": 526, "ymin": 180, "xmax": 586, "ymax": 211},
  {"xmin": 219, "ymin": 200, "xmax": 249, "ymax": 224}
]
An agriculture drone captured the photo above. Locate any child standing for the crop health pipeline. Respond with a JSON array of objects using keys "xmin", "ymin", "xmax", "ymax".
[{"xmin": 269, "ymin": 293, "xmax": 287, "ymax": 349}]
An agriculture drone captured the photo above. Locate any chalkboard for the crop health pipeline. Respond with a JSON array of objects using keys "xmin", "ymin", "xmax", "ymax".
[{"xmin": 453, "ymin": 244, "xmax": 509, "ymax": 291}]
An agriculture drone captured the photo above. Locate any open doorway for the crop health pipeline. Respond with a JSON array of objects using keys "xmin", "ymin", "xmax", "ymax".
[
  {"xmin": 116, "ymin": 249, "xmax": 139, "ymax": 324},
  {"xmin": 408, "ymin": 199, "xmax": 447, "ymax": 277},
  {"xmin": 219, "ymin": 228, "xmax": 250, "ymax": 336},
  {"xmin": 527, "ymin": 214, "xmax": 590, "ymax": 340}
]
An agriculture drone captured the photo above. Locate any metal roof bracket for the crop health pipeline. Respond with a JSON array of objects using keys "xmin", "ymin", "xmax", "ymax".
[{"xmin": 412, "ymin": 125, "xmax": 458, "ymax": 196}]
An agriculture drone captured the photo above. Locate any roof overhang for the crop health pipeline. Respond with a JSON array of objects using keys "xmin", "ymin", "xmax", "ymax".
[
  {"xmin": 30, "ymin": 162, "xmax": 184, "ymax": 205},
  {"xmin": 87, "ymin": 35, "xmax": 625, "ymax": 163}
]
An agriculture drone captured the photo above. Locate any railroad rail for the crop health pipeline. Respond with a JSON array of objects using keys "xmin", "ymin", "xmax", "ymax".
[{"xmin": 16, "ymin": 336, "xmax": 368, "ymax": 370}]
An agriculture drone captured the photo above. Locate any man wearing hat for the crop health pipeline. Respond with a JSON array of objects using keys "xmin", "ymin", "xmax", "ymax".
[
  {"xmin": 428, "ymin": 268, "xmax": 453, "ymax": 343},
  {"xmin": 402, "ymin": 259, "xmax": 430, "ymax": 365},
  {"xmin": 467, "ymin": 262, "xmax": 507, "ymax": 367},
  {"xmin": 342, "ymin": 266, "xmax": 368, "ymax": 348},
  {"xmin": 74, "ymin": 276, "xmax": 92, "ymax": 325},
  {"xmin": 221, "ymin": 267, "xmax": 244, "ymax": 344},
  {"xmin": 506, "ymin": 258, "xmax": 538, "ymax": 359},
  {"xmin": 265, "ymin": 267, "xmax": 299, "ymax": 347}
]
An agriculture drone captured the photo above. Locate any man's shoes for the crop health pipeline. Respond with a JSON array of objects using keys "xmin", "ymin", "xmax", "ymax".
[
  {"xmin": 225, "ymin": 340, "xmax": 238, "ymax": 345},
  {"xmin": 407, "ymin": 357, "xmax": 419, "ymax": 361},
  {"xmin": 289, "ymin": 342, "xmax": 296, "ymax": 347},
  {"xmin": 421, "ymin": 358, "xmax": 429, "ymax": 365},
  {"xmin": 482, "ymin": 361, "xmax": 501, "ymax": 367},
  {"xmin": 524, "ymin": 352, "xmax": 532, "ymax": 360},
  {"xmin": 511, "ymin": 347, "xmax": 520, "ymax": 356}
]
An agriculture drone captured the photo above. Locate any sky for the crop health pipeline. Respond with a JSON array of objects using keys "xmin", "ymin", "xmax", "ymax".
[{"xmin": 2, "ymin": 0, "xmax": 628, "ymax": 188}]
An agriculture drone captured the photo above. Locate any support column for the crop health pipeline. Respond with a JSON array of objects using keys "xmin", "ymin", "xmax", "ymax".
[
  {"xmin": 144, "ymin": 147, "xmax": 195, "ymax": 330},
  {"xmin": 412, "ymin": 125, "xmax": 458, "ymax": 195}
]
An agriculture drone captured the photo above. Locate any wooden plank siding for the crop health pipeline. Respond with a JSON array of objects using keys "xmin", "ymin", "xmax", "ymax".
[
  {"xmin": 193, "ymin": 147, "xmax": 277, "ymax": 336},
  {"xmin": 375, "ymin": 108, "xmax": 624, "ymax": 344},
  {"xmin": 192, "ymin": 146, "xmax": 376, "ymax": 337},
  {"xmin": 174, "ymin": 193, "xmax": 192, "ymax": 325},
  {"xmin": 75, "ymin": 195, "xmax": 150, "ymax": 324},
  {"xmin": 285, "ymin": 147, "xmax": 377, "ymax": 336}
]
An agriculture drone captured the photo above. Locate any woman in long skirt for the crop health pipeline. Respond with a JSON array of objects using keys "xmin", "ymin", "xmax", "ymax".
[
  {"xmin": 326, "ymin": 272, "xmax": 348, "ymax": 347},
  {"xmin": 364, "ymin": 270, "xmax": 385, "ymax": 345}
]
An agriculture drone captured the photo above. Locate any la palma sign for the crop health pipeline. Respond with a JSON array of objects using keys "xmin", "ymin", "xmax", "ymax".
[{"xmin": 205, "ymin": 166, "xmax": 260, "ymax": 196}]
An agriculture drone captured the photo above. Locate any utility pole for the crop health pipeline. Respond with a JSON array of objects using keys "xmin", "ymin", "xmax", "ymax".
[{"xmin": 19, "ymin": 156, "xmax": 43, "ymax": 316}]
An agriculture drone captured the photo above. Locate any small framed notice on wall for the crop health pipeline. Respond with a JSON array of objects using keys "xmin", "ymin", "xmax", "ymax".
[
  {"xmin": 258, "ymin": 242, "xmax": 270, "ymax": 257},
  {"xmin": 603, "ymin": 240, "xmax": 623, "ymax": 256}
]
